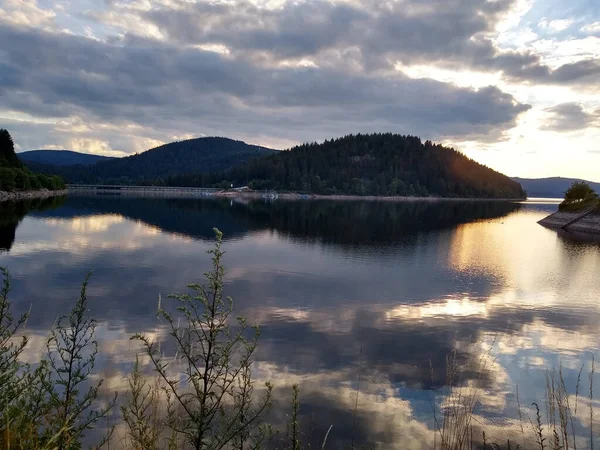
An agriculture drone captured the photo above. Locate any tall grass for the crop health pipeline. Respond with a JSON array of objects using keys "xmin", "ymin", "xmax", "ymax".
[{"xmin": 427, "ymin": 350, "xmax": 599, "ymax": 450}]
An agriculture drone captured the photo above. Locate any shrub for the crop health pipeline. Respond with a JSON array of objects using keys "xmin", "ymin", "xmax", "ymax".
[
  {"xmin": 133, "ymin": 229, "xmax": 272, "ymax": 450},
  {"xmin": 0, "ymin": 269, "xmax": 115, "ymax": 449}
]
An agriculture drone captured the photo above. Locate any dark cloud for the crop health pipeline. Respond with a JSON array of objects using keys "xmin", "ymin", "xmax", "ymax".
[
  {"xmin": 0, "ymin": 21, "xmax": 530, "ymax": 152},
  {"xmin": 136, "ymin": 0, "xmax": 600, "ymax": 87},
  {"xmin": 543, "ymin": 102, "xmax": 600, "ymax": 131},
  {"xmin": 504, "ymin": 58, "xmax": 600, "ymax": 87}
]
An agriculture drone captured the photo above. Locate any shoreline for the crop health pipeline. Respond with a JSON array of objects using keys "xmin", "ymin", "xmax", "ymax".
[
  {"xmin": 0, "ymin": 189, "xmax": 68, "ymax": 203},
  {"xmin": 68, "ymin": 186, "xmax": 525, "ymax": 202},
  {"xmin": 214, "ymin": 191, "xmax": 526, "ymax": 202}
]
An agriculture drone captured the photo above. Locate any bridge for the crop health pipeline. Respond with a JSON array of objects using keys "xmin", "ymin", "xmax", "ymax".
[{"xmin": 67, "ymin": 184, "xmax": 220, "ymax": 194}]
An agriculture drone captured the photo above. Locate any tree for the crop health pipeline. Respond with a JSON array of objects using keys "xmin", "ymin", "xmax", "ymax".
[
  {"xmin": 560, "ymin": 181, "xmax": 599, "ymax": 211},
  {"xmin": 0, "ymin": 129, "xmax": 19, "ymax": 167},
  {"xmin": 564, "ymin": 181, "xmax": 597, "ymax": 202}
]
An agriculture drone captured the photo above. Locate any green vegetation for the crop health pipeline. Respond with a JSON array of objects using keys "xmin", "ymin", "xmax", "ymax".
[
  {"xmin": 0, "ymin": 129, "xmax": 65, "ymax": 192},
  {"xmin": 559, "ymin": 181, "xmax": 600, "ymax": 211},
  {"xmin": 164, "ymin": 134, "xmax": 526, "ymax": 199},
  {"xmin": 25, "ymin": 138, "xmax": 275, "ymax": 185}
]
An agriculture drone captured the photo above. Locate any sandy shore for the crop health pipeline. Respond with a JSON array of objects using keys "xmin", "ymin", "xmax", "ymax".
[{"xmin": 0, "ymin": 189, "xmax": 68, "ymax": 203}]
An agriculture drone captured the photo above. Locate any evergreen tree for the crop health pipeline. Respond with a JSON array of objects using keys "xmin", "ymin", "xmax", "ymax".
[{"xmin": 0, "ymin": 129, "xmax": 20, "ymax": 167}]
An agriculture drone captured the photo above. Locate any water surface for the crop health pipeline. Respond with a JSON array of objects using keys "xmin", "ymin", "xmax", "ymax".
[{"xmin": 1, "ymin": 195, "xmax": 599, "ymax": 448}]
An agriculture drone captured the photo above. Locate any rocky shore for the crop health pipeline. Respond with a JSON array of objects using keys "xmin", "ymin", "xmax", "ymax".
[
  {"xmin": 0, "ymin": 189, "xmax": 68, "ymax": 203},
  {"xmin": 539, "ymin": 209, "xmax": 600, "ymax": 235}
]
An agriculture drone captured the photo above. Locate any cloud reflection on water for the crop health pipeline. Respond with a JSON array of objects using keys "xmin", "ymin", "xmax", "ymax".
[{"xmin": 1, "ymin": 196, "xmax": 599, "ymax": 447}]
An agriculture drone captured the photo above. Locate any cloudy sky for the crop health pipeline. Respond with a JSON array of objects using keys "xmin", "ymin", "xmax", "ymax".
[{"xmin": 1, "ymin": 0, "xmax": 599, "ymax": 180}]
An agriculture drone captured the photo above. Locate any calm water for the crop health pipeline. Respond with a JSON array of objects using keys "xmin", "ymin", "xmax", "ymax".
[{"xmin": 1, "ymin": 195, "xmax": 600, "ymax": 448}]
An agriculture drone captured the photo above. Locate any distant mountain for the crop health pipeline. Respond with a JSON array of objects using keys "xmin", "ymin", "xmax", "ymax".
[
  {"xmin": 167, "ymin": 134, "xmax": 526, "ymax": 199},
  {"xmin": 512, "ymin": 177, "xmax": 600, "ymax": 198},
  {"xmin": 27, "ymin": 137, "xmax": 277, "ymax": 185},
  {"xmin": 18, "ymin": 150, "xmax": 114, "ymax": 166}
]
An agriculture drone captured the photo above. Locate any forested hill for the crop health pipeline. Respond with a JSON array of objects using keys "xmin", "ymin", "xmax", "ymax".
[
  {"xmin": 512, "ymin": 177, "xmax": 600, "ymax": 198},
  {"xmin": 165, "ymin": 134, "xmax": 526, "ymax": 199},
  {"xmin": 19, "ymin": 150, "xmax": 114, "ymax": 167},
  {"xmin": 27, "ymin": 137, "xmax": 276, "ymax": 185}
]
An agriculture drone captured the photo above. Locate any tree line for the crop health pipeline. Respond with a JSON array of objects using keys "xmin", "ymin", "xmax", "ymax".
[{"xmin": 0, "ymin": 129, "xmax": 65, "ymax": 192}]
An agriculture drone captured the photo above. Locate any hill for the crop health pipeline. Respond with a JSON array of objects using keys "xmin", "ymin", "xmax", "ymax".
[
  {"xmin": 165, "ymin": 134, "xmax": 526, "ymax": 199},
  {"xmin": 27, "ymin": 137, "xmax": 276, "ymax": 185},
  {"xmin": 18, "ymin": 150, "xmax": 114, "ymax": 166},
  {"xmin": 512, "ymin": 177, "xmax": 600, "ymax": 198}
]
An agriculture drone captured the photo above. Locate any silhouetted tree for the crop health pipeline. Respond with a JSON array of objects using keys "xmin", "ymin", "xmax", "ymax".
[{"xmin": 0, "ymin": 129, "xmax": 19, "ymax": 167}]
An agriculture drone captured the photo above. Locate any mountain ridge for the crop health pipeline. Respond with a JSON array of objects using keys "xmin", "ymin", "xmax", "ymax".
[
  {"xmin": 512, "ymin": 177, "xmax": 600, "ymax": 198},
  {"xmin": 23, "ymin": 137, "xmax": 277, "ymax": 185},
  {"xmin": 19, "ymin": 150, "xmax": 115, "ymax": 166}
]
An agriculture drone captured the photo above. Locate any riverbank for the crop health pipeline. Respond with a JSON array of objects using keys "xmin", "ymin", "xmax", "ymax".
[{"xmin": 0, "ymin": 189, "xmax": 68, "ymax": 203}]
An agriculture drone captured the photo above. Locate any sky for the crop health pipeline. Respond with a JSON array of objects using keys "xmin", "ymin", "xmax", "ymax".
[{"xmin": 0, "ymin": 0, "xmax": 599, "ymax": 180}]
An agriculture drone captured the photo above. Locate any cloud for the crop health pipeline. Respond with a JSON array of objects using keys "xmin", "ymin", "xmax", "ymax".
[
  {"xmin": 0, "ymin": 0, "xmax": 56, "ymax": 29},
  {"xmin": 539, "ymin": 18, "xmax": 574, "ymax": 33},
  {"xmin": 0, "ymin": 22, "xmax": 530, "ymax": 153},
  {"xmin": 128, "ymin": 0, "xmax": 599, "ymax": 88},
  {"xmin": 0, "ymin": 0, "xmax": 599, "ymax": 164},
  {"xmin": 543, "ymin": 103, "xmax": 600, "ymax": 132},
  {"xmin": 581, "ymin": 21, "xmax": 600, "ymax": 35}
]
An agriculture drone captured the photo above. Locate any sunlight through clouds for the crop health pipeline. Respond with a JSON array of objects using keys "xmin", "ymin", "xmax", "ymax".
[{"xmin": 0, "ymin": 0, "xmax": 598, "ymax": 179}]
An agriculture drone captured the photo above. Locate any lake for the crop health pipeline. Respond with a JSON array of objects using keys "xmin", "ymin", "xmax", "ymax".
[{"xmin": 1, "ymin": 194, "xmax": 599, "ymax": 449}]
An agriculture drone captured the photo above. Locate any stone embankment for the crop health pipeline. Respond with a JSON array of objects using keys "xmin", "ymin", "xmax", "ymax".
[
  {"xmin": 538, "ymin": 208, "xmax": 600, "ymax": 235},
  {"xmin": 0, "ymin": 189, "xmax": 68, "ymax": 203}
]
